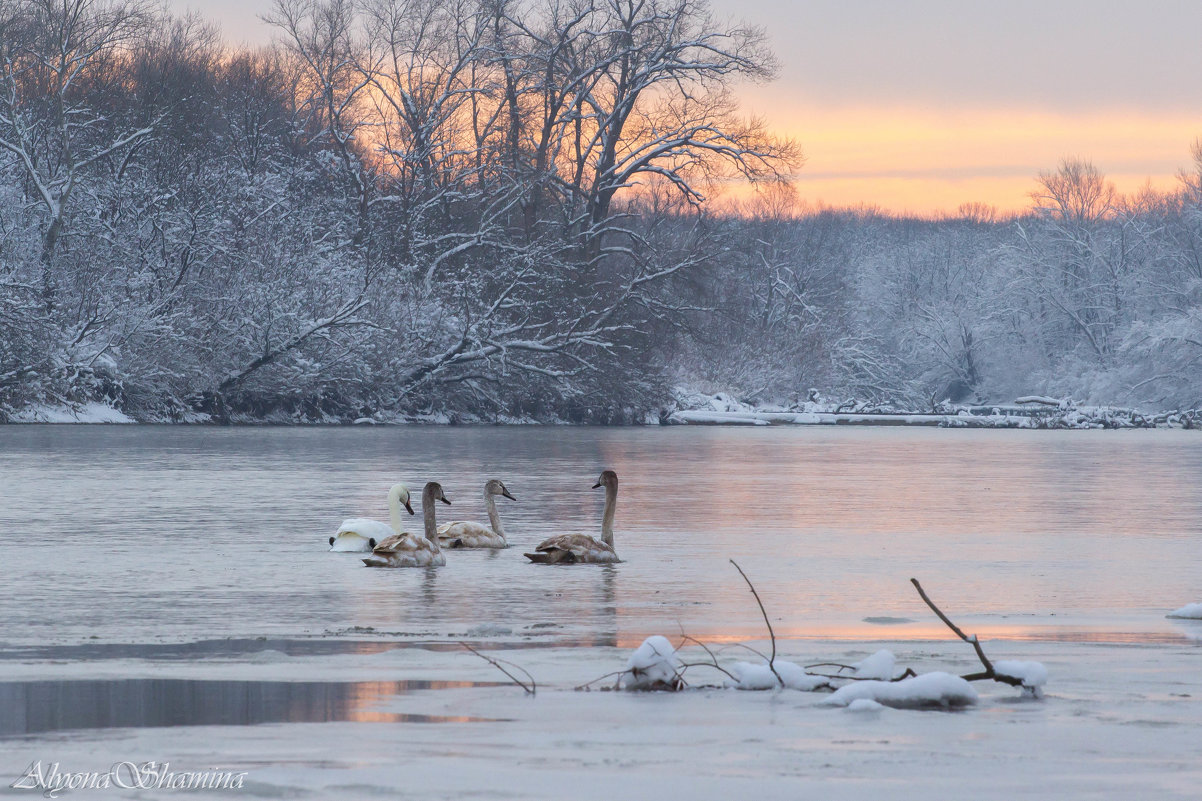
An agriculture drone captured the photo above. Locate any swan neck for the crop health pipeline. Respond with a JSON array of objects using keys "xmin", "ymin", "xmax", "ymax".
[
  {"xmin": 388, "ymin": 488, "xmax": 404, "ymax": 533},
  {"xmin": 422, "ymin": 486, "xmax": 440, "ymax": 546},
  {"xmin": 600, "ymin": 483, "xmax": 617, "ymax": 547},
  {"xmin": 485, "ymin": 490, "xmax": 505, "ymax": 537}
]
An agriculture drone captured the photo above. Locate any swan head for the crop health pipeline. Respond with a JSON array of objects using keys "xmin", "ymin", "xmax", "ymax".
[
  {"xmin": 592, "ymin": 469, "xmax": 618, "ymax": 490},
  {"xmin": 485, "ymin": 479, "xmax": 516, "ymax": 501},
  {"xmin": 389, "ymin": 483, "xmax": 415, "ymax": 515},
  {"xmin": 424, "ymin": 482, "xmax": 452, "ymax": 506}
]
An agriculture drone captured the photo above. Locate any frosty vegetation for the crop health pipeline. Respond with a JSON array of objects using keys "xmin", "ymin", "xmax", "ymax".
[{"xmin": 3, "ymin": 0, "xmax": 1202, "ymax": 423}]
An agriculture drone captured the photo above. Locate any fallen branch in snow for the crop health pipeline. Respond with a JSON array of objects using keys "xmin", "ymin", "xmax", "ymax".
[
  {"xmin": 909, "ymin": 579, "xmax": 1023, "ymax": 688},
  {"xmin": 459, "ymin": 642, "xmax": 536, "ymax": 695},
  {"xmin": 620, "ymin": 636, "xmax": 686, "ymax": 691},
  {"xmin": 804, "ymin": 661, "xmax": 917, "ymax": 683},
  {"xmin": 574, "ymin": 576, "xmax": 1047, "ymax": 699},
  {"xmin": 730, "ymin": 560, "xmax": 784, "ymax": 687},
  {"xmin": 823, "ymin": 671, "xmax": 979, "ymax": 709},
  {"xmin": 576, "ymin": 637, "xmax": 688, "ymax": 692}
]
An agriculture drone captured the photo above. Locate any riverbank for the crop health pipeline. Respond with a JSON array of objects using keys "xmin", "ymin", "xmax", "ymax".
[{"xmin": 5, "ymin": 391, "xmax": 1196, "ymax": 429}]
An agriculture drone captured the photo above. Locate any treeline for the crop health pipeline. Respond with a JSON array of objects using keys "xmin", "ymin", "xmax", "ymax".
[
  {"xmin": 1, "ymin": 0, "xmax": 1200, "ymax": 422},
  {"xmin": 687, "ymin": 161, "xmax": 1202, "ymax": 414}
]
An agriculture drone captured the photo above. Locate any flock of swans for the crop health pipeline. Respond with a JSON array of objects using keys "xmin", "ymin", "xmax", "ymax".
[{"xmin": 328, "ymin": 470, "xmax": 622, "ymax": 567}]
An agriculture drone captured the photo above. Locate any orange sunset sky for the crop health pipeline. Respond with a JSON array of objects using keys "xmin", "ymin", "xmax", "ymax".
[{"xmin": 194, "ymin": 0, "xmax": 1202, "ymax": 216}]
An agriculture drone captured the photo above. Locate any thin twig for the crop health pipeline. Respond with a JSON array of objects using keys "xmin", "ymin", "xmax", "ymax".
[
  {"xmin": 676, "ymin": 662, "xmax": 737, "ymax": 684},
  {"xmin": 676, "ymin": 635, "xmax": 739, "ymax": 682},
  {"xmin": 459, "ymin": 641, "xmax": 536, "ymax": 695},
  {"xmin": 804, "ymin": 661, "xmax": 857, "ymax": 673},
  {"xmin": 806, "ymin": 667, "xmax": 917, "ymax": 683},
  {"xmin": 574, "ymin": 669, "xmax": 627, "ymax": 691},
  {"xmin": 716, "ymin": 642, "xmax": 771, "ymax": 662},
  {"xmin": 730, "ymin": 560, "xmax": 783, "ymax": 687}
]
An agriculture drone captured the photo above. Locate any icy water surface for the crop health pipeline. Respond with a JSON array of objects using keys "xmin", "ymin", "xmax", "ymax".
[
  {"xmin": 0, "ymin": 677, "xmax": 508, "ymax": 735},
  {"xmin": 0, "ymin": 425, "xmax": 1199, "ymax": 648}
]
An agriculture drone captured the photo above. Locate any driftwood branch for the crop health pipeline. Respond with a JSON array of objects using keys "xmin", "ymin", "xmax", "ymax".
[
  {"xmin": 730, "ymin": 560, "xmax": 783, "ymax": 687},
  {"xmin": 909, "ymin": 578, "xmax": 1023, "ymax": 687},
  {"xmin": 459, "ymin": 642, "xmax": 536, "ymax": 695}
]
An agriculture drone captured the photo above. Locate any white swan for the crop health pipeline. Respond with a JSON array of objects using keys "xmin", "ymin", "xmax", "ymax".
[
  {"xmin": 362, "ymin": 482, "xmax": 450, "ymax": 567},
  {"xmin": 438, "ymin": 479, "xmax": 516, "ymax": 549},
  {"xmin": 524, "ymin": 470, "xmax": 621, "ymax": 564},
  {"xmin": 329, "ymin": 483, "xmax": 414, "ymax": 552}
]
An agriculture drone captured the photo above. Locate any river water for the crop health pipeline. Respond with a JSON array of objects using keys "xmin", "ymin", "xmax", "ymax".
[
  {"xmin": 2, "ymin": 425, "xmax": 1201, "ymax": 799},
  {"xmin": 1, "ymin": 425, "xmax": 1198, "ymax": 649}
]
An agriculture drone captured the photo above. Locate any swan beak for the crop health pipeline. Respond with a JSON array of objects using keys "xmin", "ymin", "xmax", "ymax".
[
  {"xmin": 502, "ymin": 489, "xmax": 517, "ymax": 501},
  {"xmin": 440, "ymin": 497, "xmax": 452, "ymax": 505},
  {"xmin": 403, "ymin": 499, "xmax": 415, "ymax": 515},
  {"xmin": 369, "ymin": 538, "xmax": 377, "ymax": 549},
  {"xmin": 591, "ymin": 481, "xmax": 602, "ymax": 489}
]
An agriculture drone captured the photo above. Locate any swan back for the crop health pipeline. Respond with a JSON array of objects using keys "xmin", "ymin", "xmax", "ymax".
[
  {"xmin": 330, "ymin": 482, "xmax": 414, "ymax": 552},
  {"xmin": 523, "ymin": 469, "xmax": 620, "ymax": 563},
  {"xmin": 438, "ymin": 478, "xmax": 516, "ymax": 548},
  {"xmin": 363, "ymin": 482, "xmax": 449, "ymax": 567}
]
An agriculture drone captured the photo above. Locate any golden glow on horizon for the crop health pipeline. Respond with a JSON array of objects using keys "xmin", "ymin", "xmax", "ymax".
[{"xmin": 737, "ymin": 103, "xmax": 1202, "ymax": 216}]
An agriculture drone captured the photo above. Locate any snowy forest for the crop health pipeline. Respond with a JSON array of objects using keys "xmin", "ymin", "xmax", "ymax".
[{"xmin": 3, "ymin": 0, "xmax": 1202, "ymax": 423}]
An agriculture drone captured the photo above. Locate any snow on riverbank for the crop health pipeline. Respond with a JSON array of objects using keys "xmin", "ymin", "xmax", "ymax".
[
  {"xmin": 5, "ymin": 388, "xmax": 1198, "ymax": 427},
  {"xmin": 665, "ymin": 390, "xmax": 1199, "ymax": 429},
  {"xmin": 7, "ymin": 401, "xmax": 134, "ymax": 423}
]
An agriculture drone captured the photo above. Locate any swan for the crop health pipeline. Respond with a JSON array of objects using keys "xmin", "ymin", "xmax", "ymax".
[
  {"xmin": 437, "ymin": 479, "xmax": 516, "ymax": 549},
  {"xmin": 329, "ymin": 483, "xmax": 414, "ymax": 552},
  {"xmin": 524, "ymin": 470, "xmax": 621, "ymax": 564},
  {"xmin": 362, "ymin": 482, "xmax": 450, "ymax": 567}
]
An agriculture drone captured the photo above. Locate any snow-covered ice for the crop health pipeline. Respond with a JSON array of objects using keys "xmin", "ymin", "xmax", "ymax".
[
  {"xmin": 994, "ymin": 659, "xmax": 1049, "ymax": 695},
  {"xmin": 851, "ymin": 648, "xmax": 897, "ymax": 679},
  {"xmin": 1, "ymin": 426, "xmax": 1200, "ymax": 799},
  {"xmin": 824, "ymin": 671, "xmax": 979, "ymax": 709},
  {"xmin": 1166, "ymin": 602, "xmax": 1202, "ymax": 619},
  {"xmin": 4, "ymin": 637, "xmax": 1200, "ymax": 800},
  {"xmin": 727, "ymin": 659, "xmax": 829, "ymax": 691}
]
